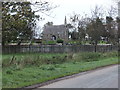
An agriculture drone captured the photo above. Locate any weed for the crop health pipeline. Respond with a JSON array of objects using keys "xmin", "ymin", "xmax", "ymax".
[
  {"xmin": 2, "ymin": 51, "xmax": 118, "ymax": 88},
  {"xmin": 6, "ymin": 70, "xmax": 13, "ymax": 75}
]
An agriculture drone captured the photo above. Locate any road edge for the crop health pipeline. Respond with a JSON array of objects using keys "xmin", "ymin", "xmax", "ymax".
[{"xmin": 22, "ymin": 64, "xmax": 119, "ymax": 89}]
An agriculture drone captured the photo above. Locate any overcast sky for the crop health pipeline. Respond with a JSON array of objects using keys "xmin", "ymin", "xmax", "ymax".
[
  {"xmin": 32, "ymin": 0, "xmax": 117, "ymax": 34},
  {"xmin": 37, "ymin": 0, "xmax": 116, "ymax": 24}
]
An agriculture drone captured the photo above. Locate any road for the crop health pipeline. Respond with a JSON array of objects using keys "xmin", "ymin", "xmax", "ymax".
[{"xmin": 39, "ymin": 65, "xmax": 118, "ymax": 88}]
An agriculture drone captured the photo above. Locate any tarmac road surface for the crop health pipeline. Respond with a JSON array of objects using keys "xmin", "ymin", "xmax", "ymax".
[{"xmin": 39, "ymin": 65, "xmax": 118, "ymax": 88}]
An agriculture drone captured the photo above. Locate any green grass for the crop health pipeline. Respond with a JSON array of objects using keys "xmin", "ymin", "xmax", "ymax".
[
  {"xmin": 2, "ymin": 53, "xmax": 68, "ymax": 67},
  {"xmin": 42, "ymin": 40, "xmax": 56, "ymax": 45},
  {"xmin": 2, "ymin": 52, "xmax": 118, "ymax": 88}
]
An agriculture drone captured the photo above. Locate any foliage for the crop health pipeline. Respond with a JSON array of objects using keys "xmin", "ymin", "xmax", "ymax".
[
  {"xmin": 2, "ymin": 1, "xmax": 56, "ymax": 45},
  {"xmin": 3, "ymin": 55, "xmax": 118, "ymax": 88},
  {"xmin": 99, "ymin": 41, "xmax": 107, "ymax": 44},
  {"xmin": 105, "ymin": 16, "xmax": 118, "ymax": 44},
  {"xmin": 116, "ymin": 17, "xmax": 120, "ymax": 40},
  {"xmin": 57, "ymin": 39, "xmax": 64, "ymax": 43},
  {"xmin": 70, "ymin": 31, "xmax": 79, "ymax": 40},
  {"xmin": 2, "ymin": 52, "xmax": 118, "ymax": 68},
  {"xmin": 2, "ymin": 52, "xmax": 118, "ymax": 88},
  {"xmin": 68, "ymin": 6, "xmax": 118, "ymax": 45},
  {"xmin": 34, "ymin": 39, "xmax": 42, "ymax": 44},
  {"xmin": 47, "ymin": 40, "xmax": 56, "ymax": 45},
  {"xmin": 86, "ymin": 17, "xmax": 105, "ymax": 45},
  {"xmin": 2, "ymin": 2, "xmax": 39, "ymax": 45},
  {"xmin": 41, "ymin": 40, "xmax": 56, "ymax": 45}
]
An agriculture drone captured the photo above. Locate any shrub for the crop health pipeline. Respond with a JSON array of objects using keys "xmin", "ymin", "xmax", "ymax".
[
  {"xmin": 35, "ymin": 40, "xmax": 42, "ymax": 44},
  {"xmin": 47, "ymin": 41, "xmax": 56, "ymax": 45},
  {"xmin": 73, "ymin": 52, "xmax": 102, "ymax": 62},
  {"xmin": 57, "ymin": 39, "xmax": 63, "ymax": 43},
  {"xmin": 6, "ymin": 70, "xmax": 13, "ymax": 74},
  {"xmin": 2, "ymin": 52, "xmax": 118, "ymax": 68},
  {"xmin": 102, "ymin": 51, "xmax": 118, "ymax": 58}
]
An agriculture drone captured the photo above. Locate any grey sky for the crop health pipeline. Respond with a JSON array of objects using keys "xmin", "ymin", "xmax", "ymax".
[
  {"xmin": 36, "ymin": 0, "xmax": 116, "ymax": 25},
  {"xmin": 31, "ymin": 0, "xmax": 117, "ymax": 36}
]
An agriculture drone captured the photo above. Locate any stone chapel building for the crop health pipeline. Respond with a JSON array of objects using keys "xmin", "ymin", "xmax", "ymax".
[{"xmin": 42, "ymin": 16, "xmax": 69, "ymax": 41}]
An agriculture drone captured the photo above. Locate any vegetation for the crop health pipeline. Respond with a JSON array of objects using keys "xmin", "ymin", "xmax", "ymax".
[
  {"xmin": 2, "ymin": 2, "xmax": 119, "ymax": 46},
  {"xmin": 2, "ymin": 1, "xmax": 56, "ymax": 45},
  {"xmin": 1, "ymin": 1, "xmax": 119, "ymax": 89},
  {"xmin": 69, "ymin": 6, "xmax": 119, "ymax": 45},
  {"xmin": 2, "ymin": 52, "xmax": 118, "ymax": 88},
  {"xmin": 57, "ymin": 39, "xmax": 64, "ymax": 44},
  {"xmin": 2, "ymin": 2, "xmax": 37, "ymax": 45},
  {"xmin": 42, "ymin": 40, "xmax": 56, "ymax": 45}
]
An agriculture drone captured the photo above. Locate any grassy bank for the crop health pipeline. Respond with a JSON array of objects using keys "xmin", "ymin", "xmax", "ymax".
[{"xmin": 2, "ymin": 52, "xmax": 118, "ymax": 88}]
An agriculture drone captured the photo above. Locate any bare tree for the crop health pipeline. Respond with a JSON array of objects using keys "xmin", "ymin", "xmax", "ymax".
[
  {"xmin": 108, "ymin": 6, "xmax": 117, "ymax": 17},
  {"xmin": 30, "ymin": 0, "xmax": 58, "ymax": 17},
  {"xmin": 2, "ymin": 0, "xmax": 27, "ymax": 2},
  {"xmin": 91, "ymin": 5, "xmax": 104, "ymax": 20}
]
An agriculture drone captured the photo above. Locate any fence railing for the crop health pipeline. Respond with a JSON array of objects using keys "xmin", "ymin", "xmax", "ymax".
[{"xmin": 2, "ymin": 45, "xmax": 118, "ymax": 54}]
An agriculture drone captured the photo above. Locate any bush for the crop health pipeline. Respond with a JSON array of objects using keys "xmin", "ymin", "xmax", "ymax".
[
  {"xmin": 2, "ymin": 52, "xmax": 118, "ymax": 68},
  {"xmin": 41, "ymin": 40, "xmax": 56, "ymax": 45},
  {"xmin": 73, "ymin": 52, "xmax": 102, "ymax": 62},
  {"xmin": 35, "ymin": 40, "xmax": 42, "ymax": 44},
  {"xmin": 57, "ymin": 39, "xmax": 63, "ymax": 43},
  {"xmin": 47, "ymin": 41, "xmax": 56, "ymax": 45},
  {"xmin": 102, "ymin": 51, "xmax": 118, "ymax": 58},
  {"xmin": 81, "ymin": 53, "xmax": 101, "ymax": 61},
  {"xmin": 6, "ymin": 70, "xmax": 13, "ymax": 74}
]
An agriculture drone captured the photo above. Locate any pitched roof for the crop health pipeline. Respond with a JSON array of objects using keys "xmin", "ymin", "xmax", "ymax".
[{"xmin": 42, "ymin": 24, "xmax": 68, "ymax": 34}]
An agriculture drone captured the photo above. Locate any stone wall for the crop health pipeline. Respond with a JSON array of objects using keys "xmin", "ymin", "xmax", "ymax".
[{"xmin": 2, "ymin": 45, "xmax": 118, "ymax": 54}]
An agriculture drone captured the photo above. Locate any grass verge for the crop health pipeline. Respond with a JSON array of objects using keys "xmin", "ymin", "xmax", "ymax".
[{"xmin": 2, "ymin": 52, "xmax": 118, "ymax": 88}]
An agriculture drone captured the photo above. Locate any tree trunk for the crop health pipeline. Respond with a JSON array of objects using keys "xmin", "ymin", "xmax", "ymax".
[
  {"xmin": 17, "ymin": 39, "xmax": 22, "ymax": 45},
  {"xmin": 2, "ymin": 41, "xmax": 5, "ymax": 46},
  {"xmin": 94, "ymin": 41, "xmax": 97, "ymax": 52}
]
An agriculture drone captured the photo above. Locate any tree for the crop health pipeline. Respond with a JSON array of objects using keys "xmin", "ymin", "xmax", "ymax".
[
  {"xmin": 68, "ymin": 5, "xmax": 118, "ymax": 46},
  {"xmin": 2, "ymin": 2, "xmax": 39, "ymax": 45},
  {"xmin": 2, "ymin": 1, "xmax": 56, "ymax": 45},
  {"xmin": 70, "ymin": 31, "xmax": 79, "ymax": 40},
  {"xmin": 107, "ymin": 6, "xmax": 117, "ymax": 18},
  {"xmin": 91, "ymin": 6, "xmax": 104, "ymax": 19},
  {"xmin": 69, "ymin": 13, "xmax": 94, "ymax": 43},
  {"xmin": 69, "ymin": 13, "xmax": 85, "ymax": 41},
  {"xmin": 77, "ymin": 17, "xmax": 89, "ymax": 42},
  {"xmin": 106, "ymin": 16, "xmax": 118, "ymax": 44},
  {"xmin": 86, "ymin": 17, "xmax": 105, "ymax": 45},
  {"xmin": 116, "ymin": 17, "xmax": 120, "ymax": 43}
]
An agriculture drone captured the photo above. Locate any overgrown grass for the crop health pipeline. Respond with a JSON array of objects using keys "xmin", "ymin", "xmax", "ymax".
[
  {"xmin": 3, "ymin": 52, "xmax": 118, "ymax": 68},
  {"xmin": 2, "ymin": 53, "xmax": 67, "ymax": 68},
  {"xmin": 2, "ymin": 51, "xmax": 118, "ymax": 88}
]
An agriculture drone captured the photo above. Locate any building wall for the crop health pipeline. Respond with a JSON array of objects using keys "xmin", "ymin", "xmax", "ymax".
[{"xmin": 42, "ymin": 25, "xmax": 69, "ymax": 41}]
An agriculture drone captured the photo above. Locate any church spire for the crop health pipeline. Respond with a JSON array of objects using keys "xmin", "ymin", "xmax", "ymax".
[{"xmin": 64, "ymin": 16, "xmax": 67, "ymax": 25}]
